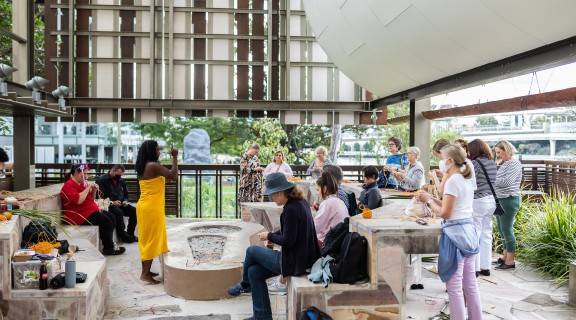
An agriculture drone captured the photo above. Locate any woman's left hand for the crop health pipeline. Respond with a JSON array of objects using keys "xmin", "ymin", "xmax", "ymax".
[
  {"xmin": 415, "ymin": 191, "xmax": 430, "ymax": 203},
  {"xmin": 258, "ymin": 231, "xmax": 269, "ymax": 241}
]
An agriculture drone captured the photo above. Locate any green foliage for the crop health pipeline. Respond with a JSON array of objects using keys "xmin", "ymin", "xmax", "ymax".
[
  {"xmin": 242, "ymin": 118, "xmax": 294, "ymax": 165},
  {"xmin": 0, "ymin": 1, "xmax": 12, "ymax": 66},
  {"xmin": 284, "ymin": 125, "xmax": 331, "ymax": 164},
  {"xmin": 134, "ymin": 117, "xmax": 255, "ymax": 157},
  {"xmin": 494, "ymin": 190, "xmax": 576, "ymax": 284},
  {"xmin": 353, "ymin": 142, "xmax": 361, "ymax": 152},
  {"xmin": 34, "ymin": 9, "xmax": 45, "ymax": 77},
  {"xmin": 429, "ymin": 129, "xmax": 462, "ymax": 164},
  {"xmin": 531, "ymin": 115, "xmax": 549, "ymax": 125},
  {"xmin": 475, "ymin": 116, "xmax": 499, "ymax": 126},
  {"xmin": 180, "ymin": 179, "xmax": 237, "ymax": 219}
]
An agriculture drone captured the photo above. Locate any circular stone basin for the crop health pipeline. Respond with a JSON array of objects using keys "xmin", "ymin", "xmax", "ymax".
[
  {"xmin": 188, "ymin": 235, "xmax": 226, "ymax": 262},
  {"xmin": 189, "ymin": 225, "xmax": 241, "ymax": 233}
]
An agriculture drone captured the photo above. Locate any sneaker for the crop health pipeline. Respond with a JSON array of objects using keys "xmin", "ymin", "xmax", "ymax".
[
  {"xmin": 267, "ymin": 280, "xmax": 287, "ymax": 295},
  {"xmin": 227, "ymin": 282, "xmax": 251, "ymax": 296},
  {"xmin": 102, "ymin": 247, "xmax": 126, "ymax": 255}
]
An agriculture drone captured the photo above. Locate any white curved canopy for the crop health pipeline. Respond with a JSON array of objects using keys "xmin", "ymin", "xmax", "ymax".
[{"xmin": 302, "ymin": 0, "xmax": 576, "ymax": 98}]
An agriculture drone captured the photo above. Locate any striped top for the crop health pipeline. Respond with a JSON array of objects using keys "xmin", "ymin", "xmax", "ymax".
[
  {"xmin": 495, "ymin": 159, "xmax": 523, "ymax": 198},
  {"xmin": 472, "ymin": 158, "xmax": 497, "ymax": 199}
]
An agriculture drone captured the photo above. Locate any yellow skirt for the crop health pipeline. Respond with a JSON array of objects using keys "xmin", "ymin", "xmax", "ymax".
[{"xmin": 136, "ymin": 176, "xmax": 169, "ymax": 261}]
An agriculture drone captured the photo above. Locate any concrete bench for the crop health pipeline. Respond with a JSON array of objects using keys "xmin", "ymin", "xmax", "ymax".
[
  {"xmin": 0, "ymin": 185, "xmax": 109, "ymax": 320},
  {"xmin": 286, "ymin": 274, "xmax": 400, "ymax": 320}
]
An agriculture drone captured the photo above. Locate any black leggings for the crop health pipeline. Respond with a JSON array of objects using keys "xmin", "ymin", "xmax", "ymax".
[{"xmin": 85, "ymin": 210, "xmax": 116, "ymax": 251}]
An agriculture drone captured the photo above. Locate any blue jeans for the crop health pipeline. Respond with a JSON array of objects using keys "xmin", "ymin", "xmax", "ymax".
[{"xmin": 242, "ymin": 246, "xmax": 281, "ymax": 319}]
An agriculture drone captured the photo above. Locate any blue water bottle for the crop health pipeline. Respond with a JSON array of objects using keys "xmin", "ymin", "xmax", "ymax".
[{"xmin": 65, "ymin": 253, "xmax": 76, "ymax": 288}]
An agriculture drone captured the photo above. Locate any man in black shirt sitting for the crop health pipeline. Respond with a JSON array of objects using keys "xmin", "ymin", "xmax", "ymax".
[{"xmin": 96, "ymin": 164, "xmax": 138, "ymax": 243}]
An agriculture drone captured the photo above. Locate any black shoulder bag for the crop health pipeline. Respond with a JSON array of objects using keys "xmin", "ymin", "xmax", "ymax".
[{"xmin": 476, "ymin": 160, "xmax": 506, "ymax": 216}]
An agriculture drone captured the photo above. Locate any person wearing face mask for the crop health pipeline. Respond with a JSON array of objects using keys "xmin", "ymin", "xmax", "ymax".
[
  {"xmin": 429, "ymin": 139, "xmax": 476, "ymax": 195},
  {"xmin": 416, "ymin": 144, "xmax": 482, "ymax": 320},
  {"xmin": 96, "ymin": 164, "xmax": 138, "ymax": 243},
  {"xmin": 60, "ymin": 164, "xmax": 126, "ymax": 256}
]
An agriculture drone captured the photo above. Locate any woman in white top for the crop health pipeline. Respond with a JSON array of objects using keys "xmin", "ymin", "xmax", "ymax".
[
  {"xmin": 416, "ymin": 144, "xmax": 482, "ymax": 320},
  {"xmin": 263, "ymin": 150, "xmax": 293, "ymax": 178},
  {"xmin": 314, "ymin": 172, "xmax": 349, "ymax": 247}
]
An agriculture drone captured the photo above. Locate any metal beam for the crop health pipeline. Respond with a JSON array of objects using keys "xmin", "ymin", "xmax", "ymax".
[
  {"xmin": 69, "ymin": 98, "xmax": 368, "ymax": 112},
  {"xmin": 0, "ymin": 26, "xmax": 26, "ymax": 43},
  {"xmin": 422, "ymin": 87, "xmax": 576, "ymax": 120},
  {"xmin": 371, "ymin": 35, "xmax": 576, "ymax": 110}
]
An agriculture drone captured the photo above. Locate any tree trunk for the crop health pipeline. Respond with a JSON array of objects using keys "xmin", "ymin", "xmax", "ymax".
[{"xmin": 329, "ymin": 125, "xmax": 342, "ymax": 164}]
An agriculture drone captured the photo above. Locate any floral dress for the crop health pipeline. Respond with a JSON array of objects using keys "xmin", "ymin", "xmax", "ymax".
[{"xmin": 237, "ymin": 153, "xmax": 262, "ymax": 202}]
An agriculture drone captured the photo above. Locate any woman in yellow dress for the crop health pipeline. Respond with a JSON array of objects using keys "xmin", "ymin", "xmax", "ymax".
[{"xmin": 135, "ymin": 140, "xmax": 179, "ymax": 284}]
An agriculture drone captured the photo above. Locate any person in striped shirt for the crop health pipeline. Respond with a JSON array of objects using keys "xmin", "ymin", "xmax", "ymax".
[{"xmin": 493, "ymin": 140, "xmax": 523, "ymax": 270}]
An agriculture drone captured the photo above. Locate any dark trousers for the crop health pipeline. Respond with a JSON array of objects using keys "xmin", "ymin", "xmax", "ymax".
[
  {"xmin": 85, "ymin": 210, "xmax": 116, "ymax": 251},
  {"xmin": 108, "ymin": 204, "xmax": 137, "ymax": 238}
]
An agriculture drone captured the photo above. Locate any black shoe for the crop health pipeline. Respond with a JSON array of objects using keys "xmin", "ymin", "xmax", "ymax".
[
  {"xmin": 103, "ymin": 247, "xmax": 126, "ymax": 255},
  {"xmin": 121, "ymin": 235, "xmax": 137, "ymax": 243},
  {"xmin": 492, "ymin": 258, "xmax": 505, "ymax": 265},
  {"xmin": 127, "ymin": 234, "xmax": 138, "ymax": 242},
  {"xmin": 495, "ymin": 263, "xmax": 515, "ymax": 270},
  {"xmin": 478, "ymin": 269, "xmax": 491, "ymax": 276}
]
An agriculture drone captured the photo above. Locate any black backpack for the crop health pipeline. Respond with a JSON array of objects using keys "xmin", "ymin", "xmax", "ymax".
[
  {"xmin": 320, "ymin": 217, "xmax": 349, "ymax": 257},
  {"xmin": 22, "ymin": 219, "xmax": 58, "ymax": 247},
  {"xmin": 347, "ymin": 192, "xmax": 358, "ymax": 217},
  {"xmin": 329, "ymin": 231, "xmax": 369, "ymax": 284}
]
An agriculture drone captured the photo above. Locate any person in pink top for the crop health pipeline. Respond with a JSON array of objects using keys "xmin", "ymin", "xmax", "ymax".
[
  {"xmin": 314, "ymin": 172, "xmax": 349, "ymax": 248},
  {"xmin": 263, "ymin": 150, "xmax": 293, "ymax": 178}
]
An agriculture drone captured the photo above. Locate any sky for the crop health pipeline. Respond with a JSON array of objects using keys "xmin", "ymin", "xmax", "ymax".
[{"xmin": 431, "ymin": 61, "xmax": 576, "ymax": 108}]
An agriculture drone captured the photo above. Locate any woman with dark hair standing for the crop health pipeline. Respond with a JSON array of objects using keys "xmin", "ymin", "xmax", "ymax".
[
  {"xmin": 60, "ymin": 164, "xmax": 125, "ymax": 256},
  {"xmin": 135, "ymin": 140, "xmax": 179, "ymax": 284},
  {"xmin": 468, "ymin": 139, "xmax": 497, "ymax": 277}
]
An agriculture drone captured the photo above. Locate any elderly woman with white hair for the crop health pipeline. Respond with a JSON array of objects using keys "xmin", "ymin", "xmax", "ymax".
[
  {"xmin": 306, "ymin": 146, "xmax": 333, "ymax": 179},
  {"xmin": 392, "ymin": 146, "xmax": 426, "ymax": 191}
]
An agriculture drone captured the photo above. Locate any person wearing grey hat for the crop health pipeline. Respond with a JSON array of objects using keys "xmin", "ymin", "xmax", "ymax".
[
  {"xmin": 392, "ymin": 146, "xmax": 425, "ymax": 192},
  {"xmin": 227, "ymin": 172, "xmax": 320, "ymax": 320}
]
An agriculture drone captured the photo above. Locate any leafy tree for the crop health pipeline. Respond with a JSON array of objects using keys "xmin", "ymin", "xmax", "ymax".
[
  {"xmin": 353, "ymin": 142, "xmax": 361, "ymax": 152},
  {"xmin": 284, "ymin": 125, "xmax": 331, "ymax": 164},
  {"xmin": 429, "ymin": 129, "xmax": 462, "ymax": 164},
  {"xmin": 362, "ymin": 141, "xmax": 371, "ymax": 152},
  {"xmin": 475, "ymin": 116, "xmax": 498, "ymax": 126},
  {"xmin": 531, "ymin": 115, "xmax": 549, "ymax": 126},
  {"xmin": 0, "ymin": 1, "xmax": 12, "ymax": 66}
]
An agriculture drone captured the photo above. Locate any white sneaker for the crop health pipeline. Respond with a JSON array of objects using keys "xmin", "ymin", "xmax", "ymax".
[{"xmin": 267, "ymin": 279, "xmax": 287, "ymax": 295}]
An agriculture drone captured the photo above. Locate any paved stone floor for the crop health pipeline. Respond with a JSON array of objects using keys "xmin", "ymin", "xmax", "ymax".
[{"xmin": 103, "ymin": 222, "xmax": 575, "ymax": 320}]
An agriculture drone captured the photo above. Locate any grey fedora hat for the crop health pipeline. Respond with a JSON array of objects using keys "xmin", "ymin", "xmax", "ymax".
[{"xmin": 263, "ymin": 172, "xmax": 295, "ymax": 195}]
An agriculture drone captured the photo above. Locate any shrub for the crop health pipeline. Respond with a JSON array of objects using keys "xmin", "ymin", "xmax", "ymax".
[{"xmin": 495, "ymin": 189, "xmax": 576, "ymax": 284}]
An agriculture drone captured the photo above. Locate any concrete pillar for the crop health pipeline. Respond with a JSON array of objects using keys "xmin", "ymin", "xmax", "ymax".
[
  {"xmin": 11, "ymin": 0, "xmax": 30, "ymax": 83},
  {"xmin": 58, "ymin": 122, "xmax": 64, "ymax": 163},
  {"xmin": 13, "ymin": 116, "xmax": 35, "ymax": 191},
  {"xmin": 98, "ymin": 146, "xmax": 105, "ymax": 164},
  {"xmin": 550, "ymin": 139, "xmax": 556, "ymax": 157},
  {"xmin": 569, "ymin": 262, "xmax": 575, "ymax": 307},
  {"xmin": 410, "ymin": 98, "xmax": 432, "ymax": 172},
  {"xmin": 81, "ymin": 123, "xmax": 87, "ymax": 163}
]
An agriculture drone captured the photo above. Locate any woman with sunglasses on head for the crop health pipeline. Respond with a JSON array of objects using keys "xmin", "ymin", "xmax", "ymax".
[
  {"xmin": 263, "ymin": 150, "xmax": 293, "ymax": 178},
  {"xmin": 60, "ymin": 163, "xmax": 126, "ymax": 256},
  {"xmin": 493, "ymin": 140, "xmax": 522, "ymax": 270}
]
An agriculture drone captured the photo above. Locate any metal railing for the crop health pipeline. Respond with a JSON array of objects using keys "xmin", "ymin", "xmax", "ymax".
[{"xmin": 33, "ymin": 160, "xmax": 575, "ymax": 218}]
